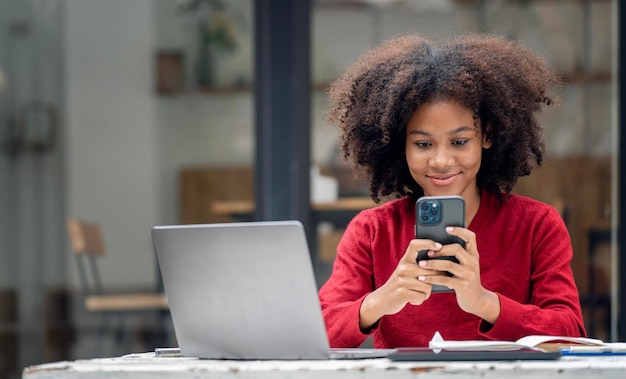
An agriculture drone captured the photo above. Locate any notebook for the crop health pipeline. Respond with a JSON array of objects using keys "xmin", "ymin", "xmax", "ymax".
[
  {"xmin": 388, "ymin": 348, "xmax": 562, "ymax": 361},
  {"xmin": 152, "ymin": 220, "xmax": 393, "ymax": 360}
]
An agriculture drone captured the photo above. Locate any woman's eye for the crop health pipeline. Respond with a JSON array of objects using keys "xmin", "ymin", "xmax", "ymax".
[
  {"xmin": 452, "ymin": 139, "xmax": 468, "ymax": 146},
  {"xmin": 416, "ymin": 141, "xmax": 431, "ymax": 148}
]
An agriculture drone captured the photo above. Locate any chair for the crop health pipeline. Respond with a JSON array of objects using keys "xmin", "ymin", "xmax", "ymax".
[{"xmin": 66, "ymin": 217, "xmax": 170, "ymax": 357}]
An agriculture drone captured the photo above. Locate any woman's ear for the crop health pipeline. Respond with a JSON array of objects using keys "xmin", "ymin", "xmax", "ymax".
[{"xmin": 482, "ymin": 124, "xmax": 493, "ymax": 149}]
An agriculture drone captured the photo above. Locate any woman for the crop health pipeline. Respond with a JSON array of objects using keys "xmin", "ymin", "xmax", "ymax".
[{"xmin": 318, "ymin": 33, "xmax": 586, "ymax": 348}]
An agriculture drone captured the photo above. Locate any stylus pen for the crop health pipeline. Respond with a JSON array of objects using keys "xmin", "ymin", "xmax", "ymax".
[
  {"xmin": 561, "ymin": 348, "xmax": 626, "ymax": 356},
  {"xmin": 155, "ymin": 347, "xmax": 182, "ymax": 357}
]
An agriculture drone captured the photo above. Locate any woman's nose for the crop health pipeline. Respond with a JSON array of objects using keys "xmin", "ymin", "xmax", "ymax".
[{"xmin": 430, "ymin": 146, "xmax": 452, "ymax": 169}]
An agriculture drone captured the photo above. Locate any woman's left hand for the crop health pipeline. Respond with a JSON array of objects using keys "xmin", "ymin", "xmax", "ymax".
[{"xmin": 417, "ymin": 226, "xmax": 501, "ymax": 324}]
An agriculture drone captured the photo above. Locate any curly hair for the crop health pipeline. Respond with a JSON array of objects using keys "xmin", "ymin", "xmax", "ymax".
[{"xmin": 327, "ymin": 33, "xmax": 560, "ymax": 203}]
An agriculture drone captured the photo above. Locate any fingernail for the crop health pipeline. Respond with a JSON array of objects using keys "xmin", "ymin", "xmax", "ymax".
[
  {"xmin": 427, "ymin": 250, "xmax": 435, "ymax": 256},
  {"xmin": 446, "ymin": 226, "xmax": 453, "ymax": 232},
  {"xmin": 418, "ymin": 260, "xmax": 427, "ymax": 267},
  {"xmin": 434, "ymin": 242, "xmax": 442, "ymax": 249},
  {"xmin": 418, "ymin": 276, "xmax": 426, "ymax": 281}
]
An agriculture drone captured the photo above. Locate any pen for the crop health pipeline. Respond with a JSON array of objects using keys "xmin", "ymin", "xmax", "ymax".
[
  {"xmin": 560, "ymin": 348, "xmax": 626, "ymax": 356},
  {"xmin": 155, "ymin": 347, "xmax": 182, "ymax": 357}
]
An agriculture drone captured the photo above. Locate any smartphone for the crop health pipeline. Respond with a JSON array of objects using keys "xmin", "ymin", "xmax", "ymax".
[{"xmin": 415, "ymin": 195, "xmax": 466, "ymax": 293}]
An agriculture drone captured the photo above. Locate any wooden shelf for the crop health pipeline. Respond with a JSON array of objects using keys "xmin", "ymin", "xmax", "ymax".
[
  {"xmin": 211, "ymin": 196, "xmax": 377, "ymax": 216},
  {"xmin": 158, "ymin": 82, "xmax": 330, "ymax": 97},
  {"xmin": 561, "ymin": 71, "xmax": 612, "ymax": 84}
]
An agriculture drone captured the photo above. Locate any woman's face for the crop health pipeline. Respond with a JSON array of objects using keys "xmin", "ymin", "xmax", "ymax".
[{"xmin": 405, "ymin": 99, "xmax": 491, "ymax": 203}]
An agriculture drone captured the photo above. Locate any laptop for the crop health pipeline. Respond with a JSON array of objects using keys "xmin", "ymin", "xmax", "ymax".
[{"xmin": 152, "ymin": 220, "xmax": 393, "ymax": 360}]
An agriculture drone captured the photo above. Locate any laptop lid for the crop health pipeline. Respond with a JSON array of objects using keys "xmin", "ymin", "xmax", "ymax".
[{"xmin": 152, "ymin": 220, "xmax": 336, "ymax": 360}]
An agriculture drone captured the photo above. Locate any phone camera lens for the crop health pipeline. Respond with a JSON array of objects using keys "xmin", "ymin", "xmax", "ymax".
[
  {"xmin": 431, "ymin": 209, "xmax": 439, "ymax": 216},
  {"xmin": 421, "ymin": 214, "xmax": 429, "ymax": 222},
  {"xmin": 420, "ymin": 203, "xmax": 430, "ymax": 212}
]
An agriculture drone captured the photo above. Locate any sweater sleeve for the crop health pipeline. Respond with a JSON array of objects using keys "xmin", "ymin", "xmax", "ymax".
[
  {"xmin": 318, "ymin": 213, "xmax": 377, "ymax": 348},
  {"xmin": 479, "ymin": 206, "xmax": 587, "ymax": 340}
]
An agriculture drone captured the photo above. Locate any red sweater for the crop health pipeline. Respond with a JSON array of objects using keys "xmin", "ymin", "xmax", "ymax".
[{"xmin": 318, "ymin": 191, "xmax": 586, "ymax": 348}]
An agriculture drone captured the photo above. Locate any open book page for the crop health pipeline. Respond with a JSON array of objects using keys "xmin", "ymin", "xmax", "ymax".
[{"xmin": 428, "ymin": 331, "xmax": 605, "ymax": 351}]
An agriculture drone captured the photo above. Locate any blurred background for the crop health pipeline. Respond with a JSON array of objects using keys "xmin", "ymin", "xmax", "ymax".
[{"xmin": 0, "ymin": 0, "xmax": 617, "ymax": 378}]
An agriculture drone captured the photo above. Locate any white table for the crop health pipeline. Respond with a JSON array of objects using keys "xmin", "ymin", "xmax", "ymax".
[{"xmin": 22, "ymin": 352, "xmax": 626, "ymax": 378}]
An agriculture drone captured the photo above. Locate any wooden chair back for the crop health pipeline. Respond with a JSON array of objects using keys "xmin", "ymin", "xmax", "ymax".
[
  {"xmin": 67, "ymin": 217, "xmax": 107, "ymax": 296},
  {"xmin": 67, "ymin": 217, "xmax": 105, "ymax": 255}
]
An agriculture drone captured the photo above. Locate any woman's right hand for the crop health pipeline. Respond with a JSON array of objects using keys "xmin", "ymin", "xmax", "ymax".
[{"xmin": 358, "ymin": 239, "xmax": 442, "ymax": 330}]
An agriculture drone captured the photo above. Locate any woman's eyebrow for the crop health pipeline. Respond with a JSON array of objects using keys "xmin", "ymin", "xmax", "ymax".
[
  {"xmin": 447, "ymin": 126, "xmax": 474, "ymax": 135},
  {"xmin": 408, "ymin": 125, "xmax": 474, "ymax": 136}
]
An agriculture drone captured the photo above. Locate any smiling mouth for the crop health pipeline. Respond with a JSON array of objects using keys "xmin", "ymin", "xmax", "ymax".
[{"xmin": 426, "ymin": 173, "xmax": 459, "ymax": 186}]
